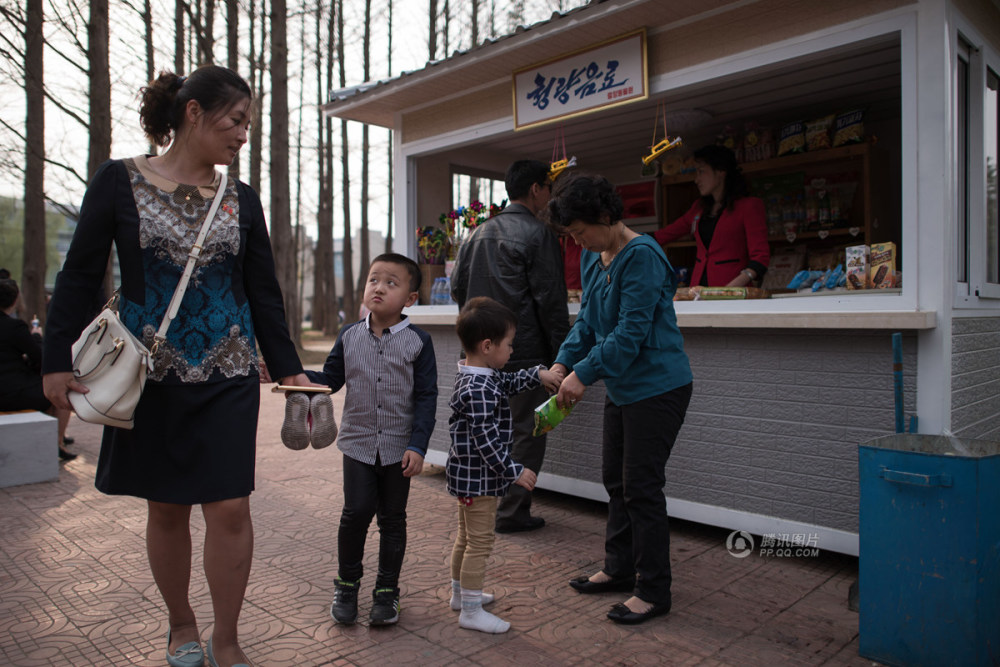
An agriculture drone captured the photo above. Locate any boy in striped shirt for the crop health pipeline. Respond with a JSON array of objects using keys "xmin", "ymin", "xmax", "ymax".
[
  {"xmin": 446, "ymin": 297, "xmax": 560, "ymax": 633},
  {"xmin": 306, "ymin": 253, "xmax": 437, "ymax": 627}
]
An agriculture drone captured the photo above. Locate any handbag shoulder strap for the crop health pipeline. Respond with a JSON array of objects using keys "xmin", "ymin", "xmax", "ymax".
[{"xmin": 153, "ymin": 173, "xmax": 228, "ymax": 348}]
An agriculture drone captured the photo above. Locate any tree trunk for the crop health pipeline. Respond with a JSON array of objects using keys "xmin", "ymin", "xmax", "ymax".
[
  {"xmin": 88, "ymin": 0, "xmax": 113, "ymax": 300},
  {"xmin": 337, "ymin": 0, "xmax": 354, "ymax": 321},
  {"xmin": 385, "ymin": 0, "xmax": 393, "ymax": 254},
  {"xmin": 248, "ymin": 0, "xmax": 265, "ymax": 194},
  {"xmin": 312, "ymin": 0, "xmax": 335, "ymax": 334},
  {"xmin": 269, "ymin": 0, "xmax": 299, "ymax": 344},
  {"xmin": 144, "ymin": 0, "xmax": 155, "ymax": 156},
  {"xmin": 294, "ymin": 5, "xmax": 306, "ymax": 328},
  {"xmin": 226, "ymin": 0, "xmax": 239, "ymax": 180},
  {"xmin": 22, "ymin": 0, "xmax": 45, "ymax": 325},
  {"xmin": 471, "ymin": 0, "xmax": 479, "ymax": 48},
  {"xmin": 174, "ymin": 0, "xmax": 184, "ymax": 73},
  {"xmin": 428, "ymin": 0, "xmax": 437, "ymax": 61},
  {"xmin": 355, "ymin": 0, "xmax": 372, "ymax": 307}
]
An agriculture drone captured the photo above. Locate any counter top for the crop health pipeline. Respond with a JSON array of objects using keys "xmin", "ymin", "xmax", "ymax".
[{"xmin": 404, "ymin": 304, "xmax": 936, "ymax": 330}]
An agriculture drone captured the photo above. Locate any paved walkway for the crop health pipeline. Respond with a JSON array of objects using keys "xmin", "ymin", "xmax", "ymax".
[{"xmin": 0, "ymin": 380, "xmax": 873, "ymax": 666}]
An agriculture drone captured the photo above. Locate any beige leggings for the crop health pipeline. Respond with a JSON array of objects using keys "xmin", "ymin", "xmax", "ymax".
[{"xmin": 450, "ymin": 496, "xmax": 498, "ymax": 590}]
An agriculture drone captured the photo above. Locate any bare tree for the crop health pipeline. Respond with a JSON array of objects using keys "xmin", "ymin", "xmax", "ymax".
[
  {"xmin": 143, "ymin": 0, "xmax": 155, "ymax": 155},
  {"xmin": 88, "ymin": 0, "xmax": 114, "ymax": 299},
  {"xmin": 313, "ymin": 0, "xmax": 336, "ymax": 334},
  {"xmin": 175, "ymin": 0, "xmax": 185, "ymax": 72},
  {"xmin": 294, "ymin": 3, "xmax": 306, "ymax": 327},
  {"xmin": 21, "ymin": 0, "xmax": 45, "ymax": 324},
  {"xmin": 270, "ymin": 0, "xmax": 300, "ymax": 343},
  {"xmin": 384, "ymin": 0, "xmax": 393, "ymax": 254},
  {"xmin": 354, "ymin": 0, "xmax": 372, "ymax": 307},
  {"xmin": 337, "ymin": 0, "xmax": 355, "ymax": 321},
  {"xmin": 428, "ymin": 0, "xmax": 437, "ymax": 60},
  {"xmin": 226, "ymin": 0, "xmax": 239, "ymax": 179},
  {"xmin": 248, "ymin": 0, "xmax": 266, "ymax": 193},
  {"xmin": 471, "ymin": 0, "xmax": 479, "ymax": 48}
]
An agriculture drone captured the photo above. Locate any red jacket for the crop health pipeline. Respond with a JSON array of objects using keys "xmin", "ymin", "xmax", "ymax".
[{"xmin": 653, "ymin": 196, "xmax": 769, "ymax": 286}]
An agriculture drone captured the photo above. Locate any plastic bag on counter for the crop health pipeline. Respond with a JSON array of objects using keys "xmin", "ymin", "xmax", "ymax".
[{"xmin": 533, "ymin": 395, "xmax": 575, "ymax": 436}]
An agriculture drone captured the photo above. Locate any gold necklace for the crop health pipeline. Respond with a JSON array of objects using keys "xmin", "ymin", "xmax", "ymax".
[{"xmin": 599, "ymin": 225, "xmax": 627, "ymax": 283}]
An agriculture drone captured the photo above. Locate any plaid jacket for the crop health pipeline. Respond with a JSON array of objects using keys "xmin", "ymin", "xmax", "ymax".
[{"xmin": 446, "ymin": 362, "xmax": 542, "ymax": 497}]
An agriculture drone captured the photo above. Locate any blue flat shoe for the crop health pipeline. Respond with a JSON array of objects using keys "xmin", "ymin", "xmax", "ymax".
[
  {"xmin": 166, "ymin": 629, "xmax": 204, "ymax": 667},
  {"xmin": 205, "ymin": 639, "xmax": 251, "ymax": 667}
]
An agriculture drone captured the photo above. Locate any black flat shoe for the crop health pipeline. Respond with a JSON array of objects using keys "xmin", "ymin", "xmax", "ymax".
[
  {"xmin": 495, "ymin": 516, "xmax": 545, "ymax": 533},
  {"xmin": 569, "ymin": 574, "xmax": 635, "ymax": 594},
  {"xmin": 62, "ymin": 437, "xmax": 74, "ymax": 445},
  {"xmin": 607, "ymin": 600, "xmax": 671, "ymax": 624},
  {"xmin": 58, "ymin": 447, "xmax": 77, "ymax": 461}
]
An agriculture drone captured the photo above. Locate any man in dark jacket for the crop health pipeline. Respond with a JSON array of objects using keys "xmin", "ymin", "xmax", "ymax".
[{"xmin": 451, "ymin": 159, "xmax": 570, "ymax": 532}]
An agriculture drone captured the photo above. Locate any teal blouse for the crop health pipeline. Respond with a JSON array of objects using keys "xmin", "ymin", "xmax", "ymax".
[{"xmin": 555, "ymin": 234, "xmax": 692, "ymax": 405}]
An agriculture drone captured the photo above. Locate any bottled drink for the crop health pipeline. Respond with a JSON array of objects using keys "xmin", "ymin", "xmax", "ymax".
[{"xmin": 31, "ymin": 314, "xmax": 40, "ymax": 329}]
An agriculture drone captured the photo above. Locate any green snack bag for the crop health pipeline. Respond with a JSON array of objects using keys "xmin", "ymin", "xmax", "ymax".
[{"xmin": 533, "ymin": 395, "xmax": 575, "ymax": 436}]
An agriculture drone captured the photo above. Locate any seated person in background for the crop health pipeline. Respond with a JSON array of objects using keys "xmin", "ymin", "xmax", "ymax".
[
  {"xmin": 0, "ymin": 279, "xmax": 74, "ymax": 460},
  {"xmin": 653, "ymin": 144, "xmax": 769, "ymax": 287}
]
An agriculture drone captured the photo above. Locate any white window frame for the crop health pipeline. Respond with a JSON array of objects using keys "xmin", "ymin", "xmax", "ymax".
[{"xmin": 954, "ymin": 19, "xmax": 1000, "ymax": 304}]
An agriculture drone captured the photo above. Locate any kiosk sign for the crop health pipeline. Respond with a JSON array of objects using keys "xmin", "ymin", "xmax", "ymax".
[{"xmin": 513, "ymin": 29, "xmax": 647, "ymax": 131}]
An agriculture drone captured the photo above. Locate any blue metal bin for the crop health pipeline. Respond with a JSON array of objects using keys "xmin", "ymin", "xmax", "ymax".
[{"xmin": 859, "ymin": 435, "xmax": 1000, "ymax": 666}]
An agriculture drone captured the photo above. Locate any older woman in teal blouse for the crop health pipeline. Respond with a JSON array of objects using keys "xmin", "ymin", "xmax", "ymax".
[{"xmin": 549, "ymin": 173, "xmax": 693, "ymax": 626}]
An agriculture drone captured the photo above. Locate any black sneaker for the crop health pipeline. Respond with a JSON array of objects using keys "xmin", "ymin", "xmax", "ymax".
[
  {"xmin": 330, "ymin": 577, "xmax": 359, "ymax": 624},
  {"xmin": 369, "ymin": 587, "xmax": 400, "ymax": 626}
]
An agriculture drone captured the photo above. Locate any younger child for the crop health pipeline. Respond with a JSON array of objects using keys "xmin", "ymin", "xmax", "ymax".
[
  {"xmin": 306, "ymin": 253, "xmax": 438, "ymax": 626},
  {"xmin": 447, "ymin": 296, "xmax": 560, "ymax": 633}
]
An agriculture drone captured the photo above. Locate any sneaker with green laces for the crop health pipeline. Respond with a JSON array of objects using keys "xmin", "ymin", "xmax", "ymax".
[
  {"xmin": 369, "ymin": 587, "xmax": 400, "ymax": 625},
  {"xmin": 330, "ymin": 577, "xmax": 359, "ymax": 624}
]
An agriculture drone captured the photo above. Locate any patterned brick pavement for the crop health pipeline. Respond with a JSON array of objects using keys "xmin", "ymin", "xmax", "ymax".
[{"xmin": 0, "ymin": 381, "xmax": 874, "ymax": 666}]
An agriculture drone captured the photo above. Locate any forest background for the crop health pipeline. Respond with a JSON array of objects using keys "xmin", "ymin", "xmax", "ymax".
[{"xmin": 0, "ymin": 0, "xmax": 578, "ymax": 344}]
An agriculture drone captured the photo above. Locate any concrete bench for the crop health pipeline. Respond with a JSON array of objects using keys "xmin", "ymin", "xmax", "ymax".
[{"xmin": 0, "ymin": 410, "xmax": 58, "ymax": 488}]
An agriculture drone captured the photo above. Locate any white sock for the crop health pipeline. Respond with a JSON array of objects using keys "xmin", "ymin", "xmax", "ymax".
[
  {"xmin": 459, "ymin": 588, "xmax": 510, "ymax": 634},
  {"xmin": 451, "ymin": 579, "xmax": 494, "ymax": 610}
]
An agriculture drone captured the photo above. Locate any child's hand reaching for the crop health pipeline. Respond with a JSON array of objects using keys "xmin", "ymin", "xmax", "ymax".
[
  {"xmin": 514, "ymin": 468, "xmax": 537, "ymax": 490},
  {"xmin": 401, "ymin": 450, "xmax": 424, "ymax": 477},
  {"xmin": 539, "ymin": 369, "xmax": 561, "ymax": 394}
]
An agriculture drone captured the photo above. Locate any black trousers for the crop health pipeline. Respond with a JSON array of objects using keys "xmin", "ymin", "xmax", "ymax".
[
  {"xmin": 602, "ymin": 382, "xmax": 692, "ymax": 604},
  {"xmin": 496, "ymin": 383, "xmax": 550, "ymax": 523},
  {"xmin": 338, "ymin": 453, "xmax": 411, "ymax": 588}
]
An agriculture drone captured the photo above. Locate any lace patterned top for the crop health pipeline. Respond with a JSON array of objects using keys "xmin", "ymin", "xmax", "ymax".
[{"xmin": 43, "ymin": 157, "xmax": 302, "ymax": 386}]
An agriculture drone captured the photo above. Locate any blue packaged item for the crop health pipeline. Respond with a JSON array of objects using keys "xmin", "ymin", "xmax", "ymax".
[
  {"xmin": 825, "ymin": 263, "xmax": 844, "ymax": 289},
  {"xmin": 787, "ymin": 270, "xmax": 823, "ymax": 290}
]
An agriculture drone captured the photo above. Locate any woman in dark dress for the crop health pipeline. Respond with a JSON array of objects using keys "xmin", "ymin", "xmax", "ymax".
[{"xmin": 42, "ymin": 66, "xmax": 312, "ymax": 667}]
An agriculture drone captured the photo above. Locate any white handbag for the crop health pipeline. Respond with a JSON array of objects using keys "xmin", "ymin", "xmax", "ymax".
[{"xmin": 69, "ymin": 175, "xmax": 227, "ymax": 429}]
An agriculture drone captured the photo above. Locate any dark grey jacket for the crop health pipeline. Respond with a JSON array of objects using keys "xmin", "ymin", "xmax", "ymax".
[{"xmin": 451, "ymin": 203, "xmax": 570, "ymax": 368}]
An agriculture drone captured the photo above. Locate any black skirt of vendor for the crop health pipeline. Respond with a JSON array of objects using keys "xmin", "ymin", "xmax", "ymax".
[{"xmin": 95, "ymin": 376, "xmax": 260, "ymax": 504}]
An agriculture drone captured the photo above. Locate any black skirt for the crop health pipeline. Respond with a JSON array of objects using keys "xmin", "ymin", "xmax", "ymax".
[{"xmin": 95, "ymin": 376, "xmax": 260, "ymax": 504}]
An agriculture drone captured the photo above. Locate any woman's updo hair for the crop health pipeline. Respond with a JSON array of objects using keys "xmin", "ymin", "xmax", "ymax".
[
  {"xmin": 545, "ymin": 173, "xmax": 624, "ymax": 227},
  {"xmin": 139, "ymin": 65, "xmax": 252, "ymax": 147}
]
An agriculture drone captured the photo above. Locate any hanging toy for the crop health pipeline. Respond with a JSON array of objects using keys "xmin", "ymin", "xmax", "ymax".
[
  {"xmin": 642, "ymin": 100, "xmax": 683, "ymax": 165},
  {"xmin": 549, "ymin": 126, "xmax": 577, "ymax": 182}
]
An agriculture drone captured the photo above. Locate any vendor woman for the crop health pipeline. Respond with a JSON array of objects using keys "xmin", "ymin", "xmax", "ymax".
[{"xmin": 653, "ymin": 144, "xmax": 769, "ymax": 286}]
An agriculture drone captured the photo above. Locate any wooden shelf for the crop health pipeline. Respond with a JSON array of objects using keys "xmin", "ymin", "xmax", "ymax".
[{"xmin": 660, "ymin": 142, "xmax": 872, "ymax": 185}]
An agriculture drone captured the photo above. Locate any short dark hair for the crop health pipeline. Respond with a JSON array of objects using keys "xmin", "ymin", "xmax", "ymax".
[
  {"xmin": 139, "ymin": 64, "xmax": 253, "ymax": 148},
  {"xmin": 505, "ymin": 159, "xmax": 550, "ymax": 200},
  {"xmin": 545, "ymin": 173, "xmax": 624, "ymax": 228},
  {"xmin": 370, "ymin": 253, "xmax": 421, "ymax": 292},
  {"xmin": 0, "ymin": 278, "xmax": 19, "ymax": 310},
  {"xmin": 456, "ymin": 297, "xmax": 517, "ymax": 354}
]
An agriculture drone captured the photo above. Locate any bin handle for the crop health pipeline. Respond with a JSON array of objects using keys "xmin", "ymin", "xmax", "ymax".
[{"xmin": 879, "ymin": 467, "xmax": 953, "ymax": 487}]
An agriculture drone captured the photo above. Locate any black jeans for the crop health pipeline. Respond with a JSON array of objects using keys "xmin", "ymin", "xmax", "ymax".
[
  {"xmin": 338, "ymin": 453, "xmax": 411, "ymax": 589},
  {"xmin": 602, "ymin": 383, "xmax": 692, "ymax": 604}
]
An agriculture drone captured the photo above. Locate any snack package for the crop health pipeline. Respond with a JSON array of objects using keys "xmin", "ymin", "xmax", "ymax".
[
  {"xmin": 805, "ymin": 115, "xmax": 834, "ymax": 151},
  {"xmin": 845, "ymin": 245, "xmax": 870, "ymax": 290},
  {"xmin": 832, "ymin": 109, "xmax": 865, "ymax": 147},
  {"xmin": 870, "ymin": 242, "xmax": 897, "ymax": 288},
  {"xmin": 786, "ymin": 270, "xmax": 824, "ymax": 290},
  {"xmin": 777, "ymin": 120, "xmax": 806, "ymax": 156},
  {"xmin": 533, "ymin": 395, "xmax": 575, "ymax": 436},
  {"xmin": 824, "ymin": 263, "xmax": 845, "ymax": 289}
]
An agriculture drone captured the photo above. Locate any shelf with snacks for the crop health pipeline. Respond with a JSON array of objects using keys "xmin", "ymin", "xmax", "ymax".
[{"xmin": 657, "ymin": 140, "xmax": 873, "ymax": 291}]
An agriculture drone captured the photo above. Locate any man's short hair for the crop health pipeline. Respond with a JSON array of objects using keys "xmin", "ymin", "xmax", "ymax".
[
  {"xmin": 370, "ymin": 253, "xmax": 421, "ymax": 293},
  {"xmin": 0, "ymin": 278, "xmax": 19, "ymax": 310},
  {"xmin": 456, "ymin": 296, "xmax": 517, "ymax": 354},
  {"xmin": 505, "ymin": 159, "xmax": 550, "ymax": 201}
]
